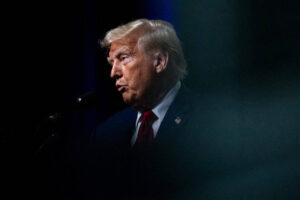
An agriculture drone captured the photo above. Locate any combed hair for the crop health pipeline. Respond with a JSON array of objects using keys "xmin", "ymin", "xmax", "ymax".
[{"xmin": 100, "ymin": 19, "xmax": 187, "ymax": 80}]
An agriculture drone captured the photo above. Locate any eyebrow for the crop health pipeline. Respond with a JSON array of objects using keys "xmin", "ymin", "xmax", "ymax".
[
  {"xmin": 107, "ymin": 57, "xmax": 113, "ymax": 65},
  {"xmin": 107, "ymin": 48, "xmax": 134, "ymax": 65},
  {"xmin": 107, "ymin": 52, "xmax": 123, "ymax": 65}
]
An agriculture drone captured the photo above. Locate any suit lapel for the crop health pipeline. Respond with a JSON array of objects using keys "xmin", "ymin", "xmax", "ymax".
[
  {"xmin": 96, "ymin": 107, "xmax": 137, "ymax": 151},
  {"xmin": 154, "ymin": 85, "xmax": 196, "ymax": 144}
]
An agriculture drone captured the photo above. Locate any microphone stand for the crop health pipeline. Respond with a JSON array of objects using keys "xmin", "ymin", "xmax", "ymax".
[
  {"xmin": 34, "ymin": 112, "xmax": 64, "ymax": 156},
  {"xmin": 34, "ymin": 91, "xmax": 100, "ymax": 156}
]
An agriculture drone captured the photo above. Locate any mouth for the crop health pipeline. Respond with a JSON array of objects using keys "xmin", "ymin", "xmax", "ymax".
[{"xmin": 116, "ymin": 85, "xmax": 126, "ymax": 92}]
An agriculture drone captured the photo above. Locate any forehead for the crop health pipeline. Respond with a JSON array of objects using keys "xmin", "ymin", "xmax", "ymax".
[{"xmin": 109, "ymin": 35, "xmax": 139, "ymax": 57}]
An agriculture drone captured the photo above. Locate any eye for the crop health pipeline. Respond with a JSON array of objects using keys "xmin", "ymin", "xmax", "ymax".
[{"xmin": 119, "ymin": 54, "xmax": 129, "ymax": 61}]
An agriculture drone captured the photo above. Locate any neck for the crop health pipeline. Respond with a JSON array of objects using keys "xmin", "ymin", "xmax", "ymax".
[{"xmin": 135, "ymin": 78, "xmax": 178, "ymax": 112}]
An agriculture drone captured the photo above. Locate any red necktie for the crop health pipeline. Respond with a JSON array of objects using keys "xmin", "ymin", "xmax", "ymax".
[
  {"xmin": 130, "ymin": 110, "xmax": 158, "ymax": 197},
  {"xmin": 135, "ymin": 110, "xmax": 158, "ymax": 147}
]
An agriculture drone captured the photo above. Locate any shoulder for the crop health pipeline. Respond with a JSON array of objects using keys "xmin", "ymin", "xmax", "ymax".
[
  {"xmin": 93, "ymin": 107, "xmax": 137, "ymax": 143},
  {"xmin": 169, "ymin": 83, "xmax": 203, "ymax": 115},
  {"xmin": 98, "ymin": 107, "xmax": 137, "ymax": 127}
]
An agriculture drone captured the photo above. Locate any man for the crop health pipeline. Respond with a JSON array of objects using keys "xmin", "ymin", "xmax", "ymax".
[
  {"xmin": 84, "ymin": 19, "xmax": 204, "ymax": 199},
  {"xmin": 84, "ymin": 19, "xmax": 300, "ymax": 200},
  {"xmin": 103, "ymin": 19, "xmax": 187, "ymax": 112}
]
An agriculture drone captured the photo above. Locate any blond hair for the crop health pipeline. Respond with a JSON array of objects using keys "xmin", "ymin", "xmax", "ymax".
[{"xmin": 101, "ymin": 19, "xmax": 187, "ymax": 80}]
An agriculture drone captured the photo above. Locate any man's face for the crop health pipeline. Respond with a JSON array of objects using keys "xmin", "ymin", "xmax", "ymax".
[{"xmin": 107, "ymin": 36, "xmax": 156, "ymax": 109}]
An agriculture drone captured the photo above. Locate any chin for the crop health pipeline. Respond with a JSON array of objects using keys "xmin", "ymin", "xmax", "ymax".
[
  {"xmin": 123, "ymin": 96, "xmax": 139, "ymax": 109},
  {"xmin": 122, "ymin": 94, "xmax": 133, "ymax": 105},
  {"xmin": 121, "ymin": 91, "xmax": 142, "ymax": 107},
  {"xmin": 122, "ymin": 98, "xmax": 131, "ymax": 105}
]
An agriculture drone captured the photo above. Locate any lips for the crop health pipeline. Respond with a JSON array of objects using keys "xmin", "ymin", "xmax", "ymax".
[{"xmin": 116, "ymin": 84, "xmax": 127, "ymax": 92}]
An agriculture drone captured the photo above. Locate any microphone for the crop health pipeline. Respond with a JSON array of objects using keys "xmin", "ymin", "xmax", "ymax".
[
  {"xmin": 48, "ymin": 91, "xmax": 100, "ymax": 121},
  {"xmin": 35, "ymin": 91, "xmax": 100, "ymax": 154},
  {"xmin": 74, "ymin": 91, "xmax": 100, "ymax": 110}
]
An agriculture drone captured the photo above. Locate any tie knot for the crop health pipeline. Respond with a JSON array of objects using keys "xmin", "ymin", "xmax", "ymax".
[{"xmin": 142, "ymin": 110, "xmax": 158, "ymax": 125}]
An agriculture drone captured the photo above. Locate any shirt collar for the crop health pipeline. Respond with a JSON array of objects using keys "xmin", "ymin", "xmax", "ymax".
[{"xmin": 136, "ymin": 81, "xmax": 181, "ymax": 125}]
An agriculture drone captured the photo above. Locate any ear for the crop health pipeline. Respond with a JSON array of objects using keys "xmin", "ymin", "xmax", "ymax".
[{"xmin": 153, "ymin": 52, "xmax": 168, "ymax": 74}]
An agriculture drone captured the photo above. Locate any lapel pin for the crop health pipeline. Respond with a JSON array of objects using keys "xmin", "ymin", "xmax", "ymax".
[{"xmin": 174, "ymin": 117, "xmax": 182, "ymax": 125}]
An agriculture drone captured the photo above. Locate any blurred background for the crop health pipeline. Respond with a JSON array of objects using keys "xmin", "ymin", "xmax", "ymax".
[{"xmin": 1, "ymin": 0, "xmax": 299, "ymax": 198}]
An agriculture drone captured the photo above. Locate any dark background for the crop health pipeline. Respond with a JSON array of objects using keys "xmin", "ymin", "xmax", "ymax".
[{"xmin": 2, "ymin": 0, "xmax": 299, "ymax": 198}]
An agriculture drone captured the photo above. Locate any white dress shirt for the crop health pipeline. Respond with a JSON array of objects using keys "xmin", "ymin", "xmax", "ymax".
[{"xmin": 131, "ymin": 81, "xmax": 181, "ymax": 146}]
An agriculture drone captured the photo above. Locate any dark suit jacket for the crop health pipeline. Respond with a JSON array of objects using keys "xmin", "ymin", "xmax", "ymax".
[{"xmin": 82, "ymin": 85, "xmax": 300, "ymax": 200}]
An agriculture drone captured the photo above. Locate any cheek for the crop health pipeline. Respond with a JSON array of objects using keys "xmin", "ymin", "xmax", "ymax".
[
  {"xmin": 125, "ymin": 68, "xmax": 143, "ymax": 89},
  {"xmin": 124, "ymin": 61, "xmax": 153, "ymax": 93}
]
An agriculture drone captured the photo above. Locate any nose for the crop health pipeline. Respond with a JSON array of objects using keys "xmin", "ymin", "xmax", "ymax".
[{"xmin": 110, "ymin": 61, "xmax": 122, "ymax": 79}]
